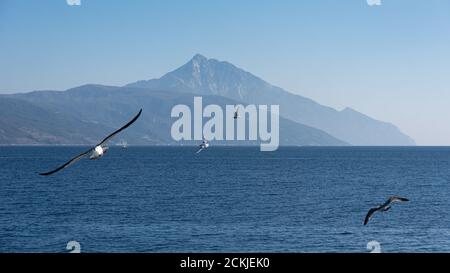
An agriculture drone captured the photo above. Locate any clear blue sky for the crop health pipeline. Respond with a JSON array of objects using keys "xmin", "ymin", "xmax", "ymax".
[{"xmin": 1, "ymin": 0, "xmax": 450, "ymax": 145}]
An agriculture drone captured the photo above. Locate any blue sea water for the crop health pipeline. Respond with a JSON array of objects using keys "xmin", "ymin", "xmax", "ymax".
[{"xmin": 1, "ymin": 146, "xmax": 450, "ymax": 253}]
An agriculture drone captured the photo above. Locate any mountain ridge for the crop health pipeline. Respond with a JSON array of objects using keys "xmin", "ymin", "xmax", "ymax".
[{"xmin": 1, "ymin": 85, "xmax": 347, "ymax": 146}]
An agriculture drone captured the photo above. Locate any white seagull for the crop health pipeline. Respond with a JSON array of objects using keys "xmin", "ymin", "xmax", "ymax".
[
  {"xmin": 196, "ymin": 139, "xmax": 209, "ymax": 154},
  {"xmin": 364, "ymin": 196, "xmax": 409, "ymax": 225},
  {"xmin": 39, "ymin": 109, "xmax": 142, "ymax": 176}
]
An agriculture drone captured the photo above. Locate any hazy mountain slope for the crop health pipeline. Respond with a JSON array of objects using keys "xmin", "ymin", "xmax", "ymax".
[
  {"xmin": 127, "ymin": 54, "xmax": 414, "ymax": 145},
  {"xmin": 0, "ymin": 97, "xmax": 112, "ymax": 144},
  {"xmin": 5, "ymin": 85, "xmax": 346, "ymax": 146}
]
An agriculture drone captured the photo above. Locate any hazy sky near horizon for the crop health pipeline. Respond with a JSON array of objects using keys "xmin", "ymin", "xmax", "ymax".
[{"xmin": 1, "ymin": 0, "xmax": 450, "ymax": 145}]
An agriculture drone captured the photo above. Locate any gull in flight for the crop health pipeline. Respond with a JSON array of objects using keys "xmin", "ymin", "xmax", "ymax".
[
  {"xmin": 39, "ymin": 109, "xmax": 142, "ymax": 176},
  {"xmin": 234, "ymin": 106, "xmax": 240, "ymax": 119},
  {"xmin": 364, "ymin": 196, "xmax": 409, "ymax": 225},
  {"xmin": 196, "ymin": 139, "xmax": 209, "ymax": 154}
]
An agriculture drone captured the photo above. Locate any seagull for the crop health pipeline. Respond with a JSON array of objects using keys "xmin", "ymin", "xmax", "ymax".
[
  {"xmin": 364, "ymin": 196, "xmax": 409, "ymax": 225},
  {"xmin": 39, "ymin": 109, "xmax": 142, "ymax": 176},
  {"xmin": 196, "ymin": 139, "xmax": 209, "ymax": 154},
  {"xmin": 233, "ymin": 106, "xmax": 240, "ymax": 119}
]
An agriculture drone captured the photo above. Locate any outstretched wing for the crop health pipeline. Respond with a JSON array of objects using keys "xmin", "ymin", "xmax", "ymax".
[
  {"xmin": 391, "ymin": 196, "xmax": 409, "ymax": 202},
  {"xmin": 39, "ymin": 148, "xmax": 93, "ymax": 176},
  {"xmin": 196, "ymin": 148, "xmax": 203, "ymax": 154},
  {"xmin": 364, "ymin": 207, "xmax": 380, "ymax": 226},
  {"xmin": 97, "ymin": 109, "xmax": 142, "ymax": 146}
]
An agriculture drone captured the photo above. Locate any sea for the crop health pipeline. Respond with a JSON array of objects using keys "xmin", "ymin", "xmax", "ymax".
[{"xmin": 1, "ymin": 146, "xmax": 450, "ymax": 253}]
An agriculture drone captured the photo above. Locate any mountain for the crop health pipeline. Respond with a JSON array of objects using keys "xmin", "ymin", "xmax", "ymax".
[
  {"xmin": 127, "ymin": 54, "xmax": 415, "ymax": 146},
  {"xmin": 1, "ymin": 85, "xmax": 346, "ymax": 146},
  {"xmin": 0, "ymin": 97, "xmax": 111, "ymax": 144},
  {"xmin": 0, "ymin": 54, "xmax": 413, "ymax": 146}
]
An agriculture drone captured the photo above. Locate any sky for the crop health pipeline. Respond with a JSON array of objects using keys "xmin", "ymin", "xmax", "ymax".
[{"xmin": 0, "ymin": 0, "xmax": 450, "ymax": 145}]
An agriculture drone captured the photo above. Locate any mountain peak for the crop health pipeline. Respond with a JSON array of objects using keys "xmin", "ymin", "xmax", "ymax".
[
  {"xmin": 191, "ymin": 53, "xmax": 208, "ymax": 63},
  {"xmin": 341, "ymin": 107, "xmax": 357, "ymax": 113}
]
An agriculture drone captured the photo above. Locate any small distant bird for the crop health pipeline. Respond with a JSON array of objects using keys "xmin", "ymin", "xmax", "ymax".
[
  {"xmin": 364, "ymin": 196, "xmax": 409, "ymax": 225},
  {"xmin": 233, "ymin": 106, "xmax": 240, "ymax": 119},
  {"xmin": 196, "ymin": 139, "xmax": 209, "ymax": 154},
  {"xmin": 39, "ymin": 109, "xmax": 142, "ymax": 176}
]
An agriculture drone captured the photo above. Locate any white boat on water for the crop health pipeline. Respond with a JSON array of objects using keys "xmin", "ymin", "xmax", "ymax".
[{"xmin": 117, "ymin": 140, "xmax": 128, "ymax": 149}]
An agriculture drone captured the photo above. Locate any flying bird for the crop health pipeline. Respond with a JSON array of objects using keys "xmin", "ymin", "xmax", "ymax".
[
  {"xmin": 39, "ymin": 109, "xmax": 142, "ymax": 176},
  {"xmin": 233, "ymin": 106, "xmax": 240, "ymax": 119},
  {"xmin": 196, "ymin": 139, "xmax": 209, "ymax": 154},
  {"xmin": 364, "ymin": 196, "xmax": 409, "ymax": 225}
]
